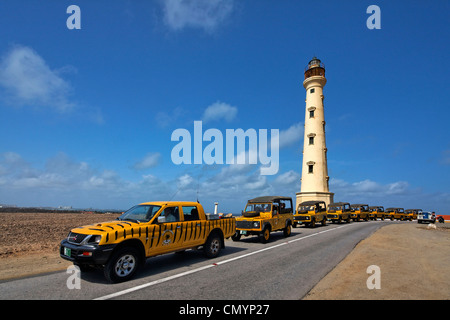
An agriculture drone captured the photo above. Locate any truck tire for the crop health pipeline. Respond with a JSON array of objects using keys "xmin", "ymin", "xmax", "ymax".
[
  {"xmin": 231, "ymin": 231, "xmax": 241, "ymax": 241},
  {"xmin": 283, "ymin": 224, "xmax": 291, "ymax": 237},
  {"xmin": 259, "ymin": 227, "xmax": 271, "ymax": 243},
  {"xmin": 104, "ymin": 247, "xmax": 140, "ymax": 283},
  {"xmin": 204, "ymin": 233, "xmax": 222, "ymax": 258}
]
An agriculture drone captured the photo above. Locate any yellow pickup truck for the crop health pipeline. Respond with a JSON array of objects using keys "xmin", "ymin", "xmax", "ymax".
[
  {"xmin": 233, "ymin": 196, "xmax": 293, "ymax": 243},
  {"xmin": 385, "ymin": 207, "xmax": 406, "ymax": 221},
  {"xmin": 405, "ymin": 209, "xmax": 421, "ymax": 221},
  {"xmin": 326, "ymin": 202, "xmax": 351, "ymax": 224},
  {"xmin": 350, "ymin": 204, "xmax": 370, "ymax": 222},
  {"xmin": 369, "ymin": 206, "xmax": 385, "ymax": 220},
  {"xmin": 60, "ymin": 201, "xmax": 236, "ymax": 283},
  {"xmin": 294, "ymin": 200, "xmax": 328, "ymax": 227}
]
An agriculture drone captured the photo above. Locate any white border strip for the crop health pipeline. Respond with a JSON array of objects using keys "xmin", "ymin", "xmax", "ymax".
[{"xmin": 95, "ymin": 223, "xmax": 353, "ymax": 300}]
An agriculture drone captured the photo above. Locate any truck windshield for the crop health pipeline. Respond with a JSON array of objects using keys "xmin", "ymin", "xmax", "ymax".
[
  {"xmin": 328, "ymin": 206, "xmax": 341, "ymax": 211},
  {"xmin": 298, "ymin": 205, "xmax": 315, "ymax": 213},
  {"xmin": 118, "ymin": 205, "xmax": 161, "ymax": 223},
  {"xmin": 245, "ymin": 203, "xmax": 271, "ymax": 212}
]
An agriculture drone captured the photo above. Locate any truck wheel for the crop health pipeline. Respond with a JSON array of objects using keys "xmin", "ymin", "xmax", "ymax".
[
  {"xmin": 259, "ymin": 227, "xmax": 271, "ymax": 243},
  {"xmin": 309, "ymin": 218, "xmax": 316, "ymax": 228},
  {"xmin": 322, "ymin": 217, "xmax": 327, "ymax": 226},
  {"xmin": 104, "ymin": 247, "xmax": 140, "ymax": 283},
  {"xmin": 283, "ymin": 224, "xmax": 291, "ymax": 237},
  {"xmin": 231, "ymin": 231, "xmax": 241, "ymax": 241},
  {"xmin": 204, "ymin": 233, "xmax": 222, "ymax": 258}
]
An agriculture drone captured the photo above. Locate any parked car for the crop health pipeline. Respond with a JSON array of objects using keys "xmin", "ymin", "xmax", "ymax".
[{"xmin": 417, "ymin": 211, "xmax": 436, "ymax": 224}]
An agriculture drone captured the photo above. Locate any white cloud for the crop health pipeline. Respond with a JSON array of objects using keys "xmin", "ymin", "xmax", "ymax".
[
  {"xmin": 202, "ymin": 101, "xmax": 237, "ymax": 123},
  {"xmin": 0, "ymin": 46, "xmax": 75, "ymax": 112},
  {"xmin": 161, "ymin": 0, "xmax": 235, "ymax": 33},
  {"xmin": 278, "ymin": 122, "xmax": 303, "ymax": 149},
  {"xmin": 133, "ymin": 153, "xmax": 161, "ymax": 170},
  {"xmin": 330, "ymin": 178, "xmax": 413, "ymax": 205}
]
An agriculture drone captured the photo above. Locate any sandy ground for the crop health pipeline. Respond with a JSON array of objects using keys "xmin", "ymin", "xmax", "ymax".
[
  {"xmin": 304, "ymin": 223, "xmax": 450, "ymax": 300},
  {"xmin": 0, "ymin": 212, "xmax": 449, "ymax": 300}
]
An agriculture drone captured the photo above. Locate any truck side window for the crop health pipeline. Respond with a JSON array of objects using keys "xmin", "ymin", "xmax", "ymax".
[
  {"xmin": 161, "ymin": 206, "xmax": 180, "ymax": 223},
  {"xmin": 280, "ymin": 199, "xmax": 292, "ymax": 213},
  {"xmin": 182, "ymin": 206, "xmax": 199, "ymax": 221}
]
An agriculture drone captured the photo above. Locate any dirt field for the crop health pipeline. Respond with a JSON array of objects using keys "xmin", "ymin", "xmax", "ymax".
[
  {"xmin": 0, "ymin": 212, "xmax": 120, "ymax": 280},
  {"xmin": 0, "ymin": 212, "xmax": 449, "ymax": 300}
]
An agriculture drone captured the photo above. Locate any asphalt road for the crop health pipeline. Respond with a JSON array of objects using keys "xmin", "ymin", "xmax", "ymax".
[{"xmin": 0, "ymin": 220, "xmax": 393, "ymax": 300}]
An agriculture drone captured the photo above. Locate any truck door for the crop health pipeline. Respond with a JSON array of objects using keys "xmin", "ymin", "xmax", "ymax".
[
  {"xmin": 272, "ymin": 203, "xmax": 281, "ymax": 230},
  {"xmin": 181, "ymin": 205, "xmax": 205, "ymax": 248},
  {"xmin": 148, "ymin": 205, "xmax": 184, "ymax": 255}
]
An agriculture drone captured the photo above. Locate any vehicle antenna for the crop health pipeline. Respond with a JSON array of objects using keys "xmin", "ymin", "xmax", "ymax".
[{"xmin": 196, "ymin": 176, "xmax": 200, "ymax": 203}]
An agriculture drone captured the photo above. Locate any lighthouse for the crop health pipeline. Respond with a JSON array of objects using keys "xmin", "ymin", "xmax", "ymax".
[{"xmin": 296, "ymin": 57, "xmax": 334, "ymax": 208}]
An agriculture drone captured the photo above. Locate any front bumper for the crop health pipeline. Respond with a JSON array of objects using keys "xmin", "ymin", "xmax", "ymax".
[
  {"xmin": 60, "ymin": 240, "xmax": 116, "ymax": 265},
  {"xmin": 294, "ymin": 215, "xmax": 311, "ymax": 222}
]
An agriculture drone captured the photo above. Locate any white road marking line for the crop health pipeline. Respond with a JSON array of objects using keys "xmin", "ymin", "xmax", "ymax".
[{"xmin": 94, "ymin": 223, "xmax": 357, "ymax": 300}]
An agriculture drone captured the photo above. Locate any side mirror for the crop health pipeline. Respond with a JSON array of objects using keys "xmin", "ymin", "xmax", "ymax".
[{"xmin": 158, "ymin": 216, "xmax": 166, "ymax": 224}]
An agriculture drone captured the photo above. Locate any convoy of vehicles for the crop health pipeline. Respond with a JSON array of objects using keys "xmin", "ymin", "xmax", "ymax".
[
  {"xmin": 326, "ymin": 202, "xmax": 351, "ymax": 224},
  {"xmin": 233, "ymin": 196, "xmax": 293, "ymax": 243},
  {"xmin": 60, "ymin": 196, "xmax": 443, "ymax": 283},
  {"xmin": 61, "ymin": 201, "xmax": 236, "ymax": 283},
  {"xmin": 293, "ymin": 200, "xmax": 327, "ymax": 228}
]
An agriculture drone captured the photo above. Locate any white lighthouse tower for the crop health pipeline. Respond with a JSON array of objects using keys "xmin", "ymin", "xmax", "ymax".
[{"xmin": 296, "ymin": 57, "xmax": 334, "ymax": 208}]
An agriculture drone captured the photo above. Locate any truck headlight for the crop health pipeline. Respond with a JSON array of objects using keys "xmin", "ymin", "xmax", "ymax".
[
  {"xmin": 253, "ymin": 221, "xmax": 260, "ymax": 228},
  {"xmin": 81, "ymin": 235, "xmax": 102, "ymax": 245}
]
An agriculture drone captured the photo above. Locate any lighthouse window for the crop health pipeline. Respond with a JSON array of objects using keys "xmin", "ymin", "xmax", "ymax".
[
  {"xmin": 310, "ymin": 88, "xmax": 315, "ymax": 94},
  {"xmin": 308, "ymin": 164, "xmax": 314, "ymax": 173},
  {"xmin": 309, "ymin": 136, "xmax": 314, "ymax": 145},
  {"xmin": 309, "ymin": 110, "xmax": 315, "ymax": 118}
]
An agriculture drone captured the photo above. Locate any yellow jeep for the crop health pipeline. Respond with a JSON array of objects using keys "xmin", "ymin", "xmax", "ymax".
[
  {"xmin": 350, "ymin": 204, "xmax": 370, "ymax": 222},
  {"xmin": 60, "ymin": 201, "xmax": 236, "ymax": 283},
  {"xmin": 385, "ymin": 207, "xmax": 406, "ymax": 221},
  {"xmin": 294, "ymin": 200, "xmax": 328, "ymax": 228},
  {"xmin": 326, "ymin": 202, "xmax": 351, "ymax": 224},
  {"xmin": 233, "ymin": 196, "xmax": 293, "ymax": 243},
  {"xmin": 369, "ymin": 206, "xmax": 385, "ymax": 220},
  {"xmin": 405, "ymin": 209, "xmax": 421, "ymax": 221}
]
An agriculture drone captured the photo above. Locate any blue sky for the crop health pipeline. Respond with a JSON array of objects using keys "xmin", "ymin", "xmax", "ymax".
[{"xmin": 0, "ymin": 0, "xmax": 449, "ymax": 214}]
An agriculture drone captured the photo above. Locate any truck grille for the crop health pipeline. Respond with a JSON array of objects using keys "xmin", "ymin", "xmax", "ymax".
[
  {"xmin": 67, "ymin": 232, "xmax": 89, "ymax": 244},
  {"xmin": 236, "ymin": 220, "xmax": 255, "ymax": 229}
]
